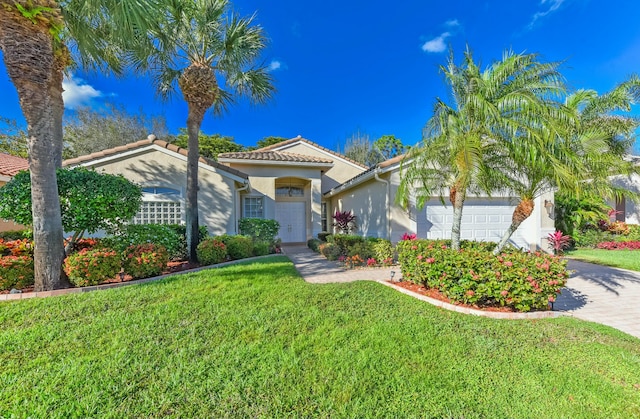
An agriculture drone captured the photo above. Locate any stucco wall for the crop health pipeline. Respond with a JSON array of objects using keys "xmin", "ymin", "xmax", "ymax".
[
  {"xmin": 0, "ymin": 179, "xmax": 27, "ymax": 233},
  {"xmin": 85, "ymin": 148, "xmax": 238, "ymax": 235},
  {"xmin": 612, "ymin": 173, "xmax": 640, "ymax": 224}
]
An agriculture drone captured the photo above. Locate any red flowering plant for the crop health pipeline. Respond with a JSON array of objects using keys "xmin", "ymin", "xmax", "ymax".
[
  {"xmin": 366, "ymin": 257, "xmax": 377, "ymax": 267},
  {"xmin": 546, "ymin": 231, "xmax": 572, "ymax": 255},
  {"xmin": 122, "ymin": 243, "xmax": 169, "ymax": 280},
  {"xmin": 332, "ymin": 210, "xmax": 357, "ymax": 234},
  {"xmin": 0, "ymin": 255, "xmax": 34, "ymax": 291},
  {"xmin": 63, "ymin": 248, "xmax": 121, "ymax": 287},
  {"xmin": 0, "ymin": 238, "xmax": 33, "ymax": 257},
  {"xmin": 344, "ymin": 254, "xmax": 364, "ymax": 269},
  {"xmin": 196, "ymin": 238, "xmax": 227, "ymax": 265},
  {"xmin": 397, "ymin": 239, "xmax": 568, "ymax": 312},
  {"xmin": 596, "ymin": 241, "xmax": 640, "ymax": 250},
  {"xmin": 401, "ymin": 232, "xmax": 417, "ymax": 241}
]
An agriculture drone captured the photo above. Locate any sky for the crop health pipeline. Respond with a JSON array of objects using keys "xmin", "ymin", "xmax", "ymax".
[{"xmin": 1, "ymin": 0, "xmax": 640, "ymax": 152}]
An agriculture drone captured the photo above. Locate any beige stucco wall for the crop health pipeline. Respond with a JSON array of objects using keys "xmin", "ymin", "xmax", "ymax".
[
  {"xmin": 83, "ymin": 148, "xmax": 239, "ymax": 235},
  {"xmin": 0, "ymin": 179, "xmax": 27, "ymax": 233},
  {"xmin": 275, "ymin": 142, "xmax": 367, "ymax": 193}
]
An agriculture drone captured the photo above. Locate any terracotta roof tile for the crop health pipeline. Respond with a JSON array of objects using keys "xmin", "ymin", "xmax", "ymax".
[
  {"xmin": 0, "ymin": 153, "xmax": 28, "ymax": 177},
  {"xmin": 254, "ymin": 135, "xmax": 368, "ymax": 168},
  {"xmin": 62, "ymin": 136, "xmax": 249, "ymax": 179},
  {"xmin": 218, "ymin": 150, "xmax": 333, "ymax": 164}
]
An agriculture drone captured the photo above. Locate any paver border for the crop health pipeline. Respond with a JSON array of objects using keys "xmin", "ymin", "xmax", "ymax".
[
  {"xmin": 379, "ymin": 280, "xmax": 568, "ymax": 320},
  {"xmin": 0, "ymin": 255, "xmax": 275, "ymax": 302}
]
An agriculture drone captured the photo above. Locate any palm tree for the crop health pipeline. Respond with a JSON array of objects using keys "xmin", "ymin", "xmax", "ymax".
[
  {"xmin": 140, "ymin": 0, "xmax": 275, "ymax": 261},
  {"xmin": 398, "ymin": 48, "xmax": 564, "ymax": 250},
  {"xmin": 0, "ymin": 0, "xmax": 158, "ymax": 290},
  {"xmin": 491, "ymin": 76, "xmax": 640, "ymax": 254}
]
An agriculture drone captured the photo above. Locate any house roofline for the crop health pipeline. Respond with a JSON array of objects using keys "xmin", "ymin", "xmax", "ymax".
[{"xmin": 324, "ymin": 155, "xmax": 405, "ymax": 198}]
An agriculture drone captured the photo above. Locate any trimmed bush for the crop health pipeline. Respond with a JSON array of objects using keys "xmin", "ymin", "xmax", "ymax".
[
  {"xmin": 197, "ymin": 238, "xmax": 227, "ymax": 265},
  {"xmin": 64, "ymin": 248, "xmax": 120, "ymax": 287},
  {"xmin": 332, "ymin": 234, "xmax": 365, "ymax": 256},
  {"xmin": 238, "ymin": 218, "xmax": 279, "ymax": 243},
  {"xmin": 307, "ymin": 238, "xmax": 321, "ymax": 252},
  {"xmin": 219, "ymin": 235, "xmax": 253, "ymax": 260},
  {"xmin": 397, "ymin": 239, "xmax": 569, "ymax": 312},
  {"xmin": 122, "ymin": 243, "xmax": 169, "ymax": 279},
  {"xmin": 318, "ymin": 242, "xmax": 341, "ymax": 261},
  {"xmin": 0, "ymin": 255, "xmax": 34, "ymax": 290},
  {"xmin": 105, "ymin": 224, "xmax": 183, "ymax": 260},
  {"xmin": 347, "ymin": 241, "xmax": 375, "ymax": 260},
  {"xmin": 317, "ymin": 232, "xmax": 331, "ymax": 242},
  {"xmin": 0, "ymin": 230, "xmax": 32, "ymax": 241},
  {"xmin": 253, "ymin": 241, "xmax": 271, "ymax": 256},
  {"xmin": 373, "ymin": 239, "xmax": 395, "ymax": 266}
]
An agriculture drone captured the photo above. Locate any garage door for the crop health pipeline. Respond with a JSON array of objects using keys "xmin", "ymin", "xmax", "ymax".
[{"xmin": 417, "ymin": 198, "xmax": 527, "ymax": 249}]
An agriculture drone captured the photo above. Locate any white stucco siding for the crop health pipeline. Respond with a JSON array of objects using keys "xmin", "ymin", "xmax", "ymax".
[
  {"xmin": 611, "ymin": 173, "xmax": 640, "ymax": 224},
  {"xmin": 86, "ymin": 149, "xmax": 238, "ymax": 235},
  {"xmin": 331, "ymin": 178, "xmax": 388, "ymax": 239}
]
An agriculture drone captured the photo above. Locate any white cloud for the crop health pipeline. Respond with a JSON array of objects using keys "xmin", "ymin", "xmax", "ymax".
[
  {"xmin": 445, "ymin": 19, "xmax": 460, "ymax": 28},
  {"xmin": 529, "ymin": 0, "xmax": 566, "ymax": 28},
  {"xmin": 267, "ymin": 59, "xmax": 286, "ymax": 72},
  {"xmin": 62, "ymin": 75, "xmax": 103, "ymax": 109},
  {"xmin": 421, "ymin": 32, "xmax": 451, "ymax": 53}
]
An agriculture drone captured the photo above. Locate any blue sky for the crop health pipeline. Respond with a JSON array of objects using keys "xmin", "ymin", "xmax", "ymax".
[{"xmin": 1, "ymin": 0, "xmax": 640, "ymax": 151}]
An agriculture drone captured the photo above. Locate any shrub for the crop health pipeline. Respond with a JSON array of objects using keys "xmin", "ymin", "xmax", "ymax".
[
  {"xmin": 332, "ymin": 234, "xmax": 365, "ymax": 256},
  {"xmin": 0, "ymin": 255, "xmax": 34, "ymax": 290},
  {"xmin": 218, "ymin": 235, "xmax": 253, "ymax": 260},
  {"xmin": 546, "ymin": 231, "xmax": 572, "ymax": 255},
  {"xmin": 373, "ymin": 239, "xmax": 394, "ymax": 266},
  {"xmin": 122, "ymin": 244, "xmax": 169, "ymax": 279},
  {"xmin": 347, "ymin": 241, "xmax": 375, "ymax": 260},
  {"xmin": 397, "ymin": 239, "xmax": 568, "ymax": 312},
  {"xmin": 105, "ymin": 224, "xmax": 183, "ymax": 260},
  {"xmin": 573, "ymin": 228, "xmax": 610, "ymax": 248},
  {"xmin": 197, "ymin": 238, "xmax": 227, "ymax": 265},
  {"xmin": 64, "ymin": 248, "xmax": 120, "ymax": 287},
  {"xmin": 319, "ymin": 242, "xmax": 341, "ymax": 261},
  {"xmin": 307, "ymin": 238, "xmax": 321, "ymax": 252},
  {"xmin": 0, "ymin": 238, "xmax": 33, "ymax": 257},
  {"xmin": 625, "ymin": 225, "xmax": 640, "ymax": 241},
  {"xmin": 596, "ymin": 241, "xmax": 640, "ymax": 250},
  {"xmin": 238, "ymin": 218, "xmax": 279, "ymax": 243},
  {"xmin": 344, "ymin": 254, "xmax": 364, "ymax": 268},
  {"xmin": 253, "ymin": 241, "xmax": 271, "ymax": 256},
  {"xmin": 0, "ymin": 230, "xmax": 32, "ymax": 241},
  {"xmin": 317, "ymin": 232, "xmax": 331, "ymax": 242},
  {"xmin": 165, "ymin": 224, "xmax": 209, "ymax": 258}
]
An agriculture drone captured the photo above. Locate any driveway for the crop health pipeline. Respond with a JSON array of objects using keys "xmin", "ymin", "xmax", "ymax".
[{"xmin": 555, "ymin": 259, "xmax": 640, "ymax": 339}]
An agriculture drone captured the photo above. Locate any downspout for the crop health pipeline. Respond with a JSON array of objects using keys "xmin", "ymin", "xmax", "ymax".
[
  {"xmin": 374, "ymin": 169, "xmax": 391, "ymax": 240},
  {"xmin": 234, "ymin": 181, "xmax": 250, "ymax": 234}
]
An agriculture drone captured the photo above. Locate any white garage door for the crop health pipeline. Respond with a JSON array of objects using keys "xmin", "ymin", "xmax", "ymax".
[{"xmin": 417, "ymin": 198, "xmax": 527, "ymax": 249}]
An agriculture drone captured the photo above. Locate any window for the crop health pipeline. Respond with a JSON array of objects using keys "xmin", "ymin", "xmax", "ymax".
[
  {"xmin": 133, "ymin": 186, "xmax": 183, "ymax": 225},
  {"xmin": 321, "ymin": 202, "xmax": 328, "ymax": 232},
  {"xmin": 276, "ymin": 186, "xmax": 304, "ymax": 197},
  {"xmin": 243, "ymin": 196, "xmax": 264, "ymax": 218}
]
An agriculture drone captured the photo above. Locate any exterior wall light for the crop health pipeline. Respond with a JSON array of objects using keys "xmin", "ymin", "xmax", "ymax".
[{"xmin": 544, "ymin": 200, "xmax": 554, "ymax": 218}]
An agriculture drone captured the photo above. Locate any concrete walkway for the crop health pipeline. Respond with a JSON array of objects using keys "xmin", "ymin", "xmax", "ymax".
[{"xmin": 283, "ymin": 246, "xmax": 640, "ymax": 339}]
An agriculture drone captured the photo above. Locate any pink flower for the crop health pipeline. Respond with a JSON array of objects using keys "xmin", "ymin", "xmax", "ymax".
[
  {"xmin": 411, "ymin": 245, "xmax": 418, "ymax": 250},
  {"xmin": 466, "ymin": 290, "xmax": 475, "ymax": 296},
  {"xmin": 417, "ymin": 254, "xmax": 423, "ymax": 260},
  {"xmin": 426, "ymin": 257, "xmax": 435, "ymax": 264},
  {"xmin": 548, "ymin": 296, "xmax": 556, "ymax": 302},
  {"xmin": 501, "ymin": 290, "xmax": 508, "ymax": 297},
  {"xmin": 504, "ymin": 261, "xmax": 513, "ymax": 267}
]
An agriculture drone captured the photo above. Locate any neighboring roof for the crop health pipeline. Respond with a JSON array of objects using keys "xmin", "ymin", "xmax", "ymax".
[
  {"xmin": 0, "ymin": 152, "xmax": 28, "ymax": 177},
  {"xmin": 324, "ymin": 154, "xmax": 407, "ymax": 197},
  {"xmin": 63, "ymin": 135, "xmax": 249, "ymax": 180},
  {"xmin": 254, "ymin": 135, "xmax": 369, "ymax": 169},
  {"xmin": 218, "ymin": 150, "xmax": 333, "ymax": 164}
]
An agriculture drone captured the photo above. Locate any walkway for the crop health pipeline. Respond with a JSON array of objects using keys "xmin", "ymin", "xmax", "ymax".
[{"xmin": 283, "ymin": 246, "xmax": 640, "ymax": 339}]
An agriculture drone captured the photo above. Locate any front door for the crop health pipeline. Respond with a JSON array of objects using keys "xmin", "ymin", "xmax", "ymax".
[{"xmin": 275, "ymin": 202, "xmax": 306, "ymax": 243}]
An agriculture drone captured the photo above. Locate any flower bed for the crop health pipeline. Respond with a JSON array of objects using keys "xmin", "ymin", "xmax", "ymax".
[
  {"xmin": 397, "ymin": 239, "xmax": 568, "ymax": 312},
  {"xmin": 596, "ymin": 241, "xmax": 640, "ymax": 250}
]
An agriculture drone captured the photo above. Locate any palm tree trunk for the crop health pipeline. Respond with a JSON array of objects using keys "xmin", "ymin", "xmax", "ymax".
[
  {"xmin": 450, "ymin": 185, "xmax": 466, "ymax": 251},
  {"xmin": 493, "ymin": 198, "xmax": 535, "ymax": 255},
  {"xmin": 185, "ymin": 104, "xmax": 205, "ymax": 262},
  {"xmin": 0, "ymin": 10, "xmax": 68, "ymax": 291}
]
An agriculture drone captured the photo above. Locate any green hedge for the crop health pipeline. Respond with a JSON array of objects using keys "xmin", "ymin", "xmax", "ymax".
[
  {"xmin": 397, "ymin": 239, "xmax": 568, "ymax": 312},
  {"xmin": 238, "ymin": 218, "xmax": 279, "ymax": 243},
  {"xmin": 197, "ymin": 238, "xmax": 227, "ymax": 265},
  {"xmin": 218, "ymin": 235, "xmax": 253, "ymax": 260}
]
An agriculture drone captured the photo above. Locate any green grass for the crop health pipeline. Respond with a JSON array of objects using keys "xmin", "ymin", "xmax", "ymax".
[
  {"xmin": 567, "ymin": 248, "xmax": 640, "ymax": 271},
  {"xmin": 1, "ymin": 256, "xmax": 640, "ymax": 418}
]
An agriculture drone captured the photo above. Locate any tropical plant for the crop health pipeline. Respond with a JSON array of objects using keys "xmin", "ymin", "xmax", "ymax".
[
  {"xmin": 398, "ymin": 48, "xmax": 565, "ymax": 250},
  {"xmin": 546, "ymin": 231, "xmax": 572, "ymax": 255},
  {"xmin": 63, "ymin": 247, "xmax": 120, "ymax": 287},
  {"xmin": 169, "ymin": 130, "xmax": 244, "ymax": 160},
  {"xmin": 122, "ymin": 243, "xmax": 169, "ymax": 279},
  {"xmin": 332, "ymin": 210, "xmax": 357, "ymax": 234},
  {"xmin": 0, "ymin": 0, "xmax": 159, "ymax": 290},
  {"xmin": 137, "ymin": 0, "xmax": 275, "ymax": 262}
]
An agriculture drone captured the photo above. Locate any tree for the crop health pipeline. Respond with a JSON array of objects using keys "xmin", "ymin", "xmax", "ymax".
[
  {"xmin": 170, "ymin": 130, "xmax": 244, "ymax": 159},
  {"xmin": 63, "ymin": 103, "xmax": 169, "ymax": 158},
  {"xmin": 255, "ymin": 136, "xmax": 288, "ymax": 149},
  {"xmin": 341, "ymin": 131, "xmax": 384, "ymax": 167},
  {"xmin": 140, "ymin": 0, "xmax": 275, "ymax": 262},
  {"xmin": 0, "ymin": 167, "xmax": 142, "ymax": 253},
  {"xmin": 0, "ymin": 117, "xmax": 28, "ymax": 158},
  {"xmin": 398, "ymin": 48, "xmax": 564, "ymax": 250},
  {"xmin": 0, "ymin": 0, "xmax": 158, "ymax": 290},
  {"xmin": 374, "ymin": 135, "xmax": 407, "ymax": 160}
]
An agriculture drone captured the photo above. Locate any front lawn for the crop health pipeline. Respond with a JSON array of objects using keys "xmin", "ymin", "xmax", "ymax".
[
  {"xmin": 566, "ymin": 248, "xmax": 640, "ymax": 272},
  {"xmin": 1, "ymin": 257, "xmax": 639, "ymax": 418}
]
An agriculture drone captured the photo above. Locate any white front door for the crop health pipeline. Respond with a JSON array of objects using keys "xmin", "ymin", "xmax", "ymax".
[{"xmin": 275, "ymin": 202, "xmax": 306, "ymax": 243}]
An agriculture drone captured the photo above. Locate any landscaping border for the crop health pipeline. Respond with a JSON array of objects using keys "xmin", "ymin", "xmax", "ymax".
[
  {"xmin": 379, "ymin": 281, "xmax": 568, "ymax": 320},
  {"xmin": 0, "ymin": 255, "xmax": 275, "ymax": 302}
]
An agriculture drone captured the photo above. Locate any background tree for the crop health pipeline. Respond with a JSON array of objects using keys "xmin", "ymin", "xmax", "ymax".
[
  {"xmin": 374, "ymin": 135, "xmax": 407, "ymax": 160},
  {"xmin": 0, "ymin": 0, "xmax": 158, "ymax": 290},
  {"xmin": 0, "ymin": 167, "xmax": 142, "ymax": 253},
  {"xmin": 140, "ymin": 0, "xmax": 275, "ymax": 262},
  {"xmin": 0, "ymin": 117, "xmax": 28, "ymax": 158},
  {"xmin": 340, "ymin": 131, "xmax": 384, "ymax": 167},
  {"xmin": 255, "ymin": 135, "xmax": 288, "ymax": 149},
  {"xmin": 398, "ymin": 49, "xmax": 564, "ymax": 250},
  {"xmin": 170, "ymin": 130, "xmax": 244, "ymax": 159},
  {"xmin": 63, "ymin": 103, "xmax": 169, "ymax": 158}
]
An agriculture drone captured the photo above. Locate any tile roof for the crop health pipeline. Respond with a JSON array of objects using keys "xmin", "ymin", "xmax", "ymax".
[
  {"xmin": 0, "ymin": 152, "xmax": 28, "ymax": 177},
  {"xmin": 218, "ymin": 150, "xmax": 333, "ymax": 164},
  {"xmin": 62, "ymin": 136, "xmax": 249, "ymax": 179},
  {"xmin": 254, "ymin": 135, "xmax": 368, "ymax": 169}
]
